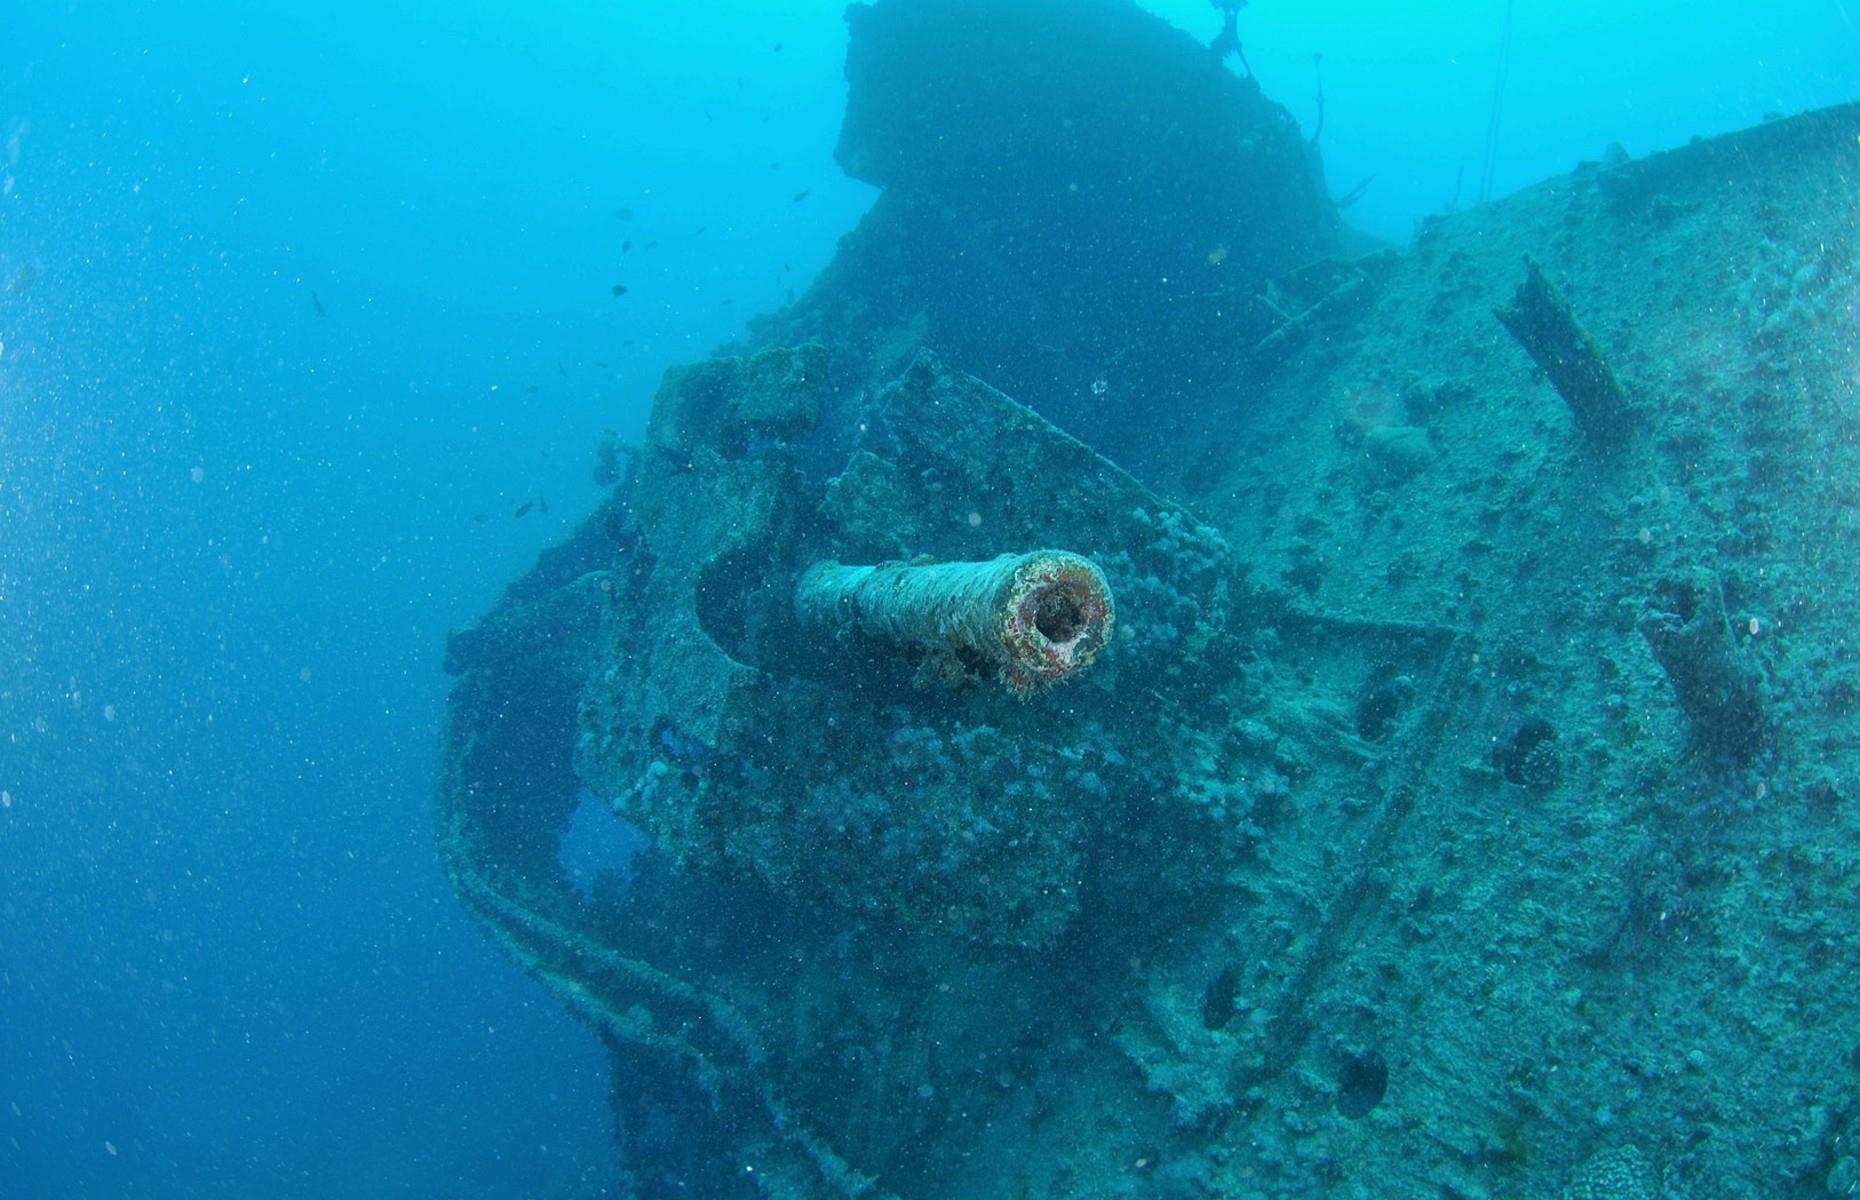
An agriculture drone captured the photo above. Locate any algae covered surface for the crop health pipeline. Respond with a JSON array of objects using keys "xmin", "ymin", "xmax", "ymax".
[{"xmin": 439, "ymin": 4, "xmax": 1860, "ymax": 1198}]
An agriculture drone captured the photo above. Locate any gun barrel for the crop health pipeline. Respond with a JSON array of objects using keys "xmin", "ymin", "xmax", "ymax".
[{"xmin": 795, "ymin": 550, "xmax": 1116, "ymax": 695}]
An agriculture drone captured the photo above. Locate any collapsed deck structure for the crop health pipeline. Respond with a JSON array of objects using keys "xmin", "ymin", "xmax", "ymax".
[{"xmin": 438, "ymin": 2, "xmax": 1860, "ymax": 1195}]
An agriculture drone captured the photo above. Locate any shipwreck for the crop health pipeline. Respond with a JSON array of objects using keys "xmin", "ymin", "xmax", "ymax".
[{"xmin": 439, "ymin": 1, "xmax": 1860, "ymax": 1196}]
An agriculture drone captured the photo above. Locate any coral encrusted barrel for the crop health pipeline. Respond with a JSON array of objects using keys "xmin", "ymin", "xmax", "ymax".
[{"xmin": 795, "ymin": 550, "xmax": 1116, "ymax": 695}]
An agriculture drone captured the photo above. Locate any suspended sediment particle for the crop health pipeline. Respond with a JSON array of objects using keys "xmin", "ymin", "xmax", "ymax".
[{"xmin": 795, "ymin": 550, "xmax": 1116, "ymax": 696}]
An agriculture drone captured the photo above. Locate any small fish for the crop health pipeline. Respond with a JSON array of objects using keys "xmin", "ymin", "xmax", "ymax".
[
  {"xmin": 471, "ymin": 513, "xmax": 490, "ymax": 524},
  {"xmin": 621, "ymin": 240, "xmax": 632, "ymax": 254},
  {"xmin": 644, "ymin": 239, "xmax": 662, "ymax": 249},
  {"xmin": 791, "ymin": 190, "xmax": 809, "ymax": 203},
  {"xmin": 514, "ymin": 500, "xmax": 535, "ymax": 519},
  {"xmin": 781, "ymin": 263, "xmax": 792, "ymax": 272},
  {"xmin": 539, "ymin": 495, "xmax": 551, "ymax": 514},
  {"xmin": 1335, "ymin": 175, "xmax": 1376, "ymax": 209},
  {"xmin": 11, "ymin": 262, "xmax": 35, "ymax": 293},
  {"xmin": 721, "ymin": 298, "xmax": 734, "ymax": 306},
  {"xmin": 769, "ymin": 161, "xmax": 782, "ymax": 170},
  {"xmin": 614, "ymin": 207, "xmax": 633, "ymax": 221},
  {"xmin": 310, "ymin": 289, "xmax": 326, "ymax": 318},
  {"xmin": 557, "ymin": 361, "xmax": 567, "ymax": 377},
  {"xmin": 773, "ymin": 42, "xmax": 783, "ymax": 51},
  {"xmin": 693, "ymin": 226, "xmax": 708, "ymax": 237},
  {"xmin": 525, "ymin": 385, "xmax": 540, "ymax": 394},
  {"xmin": 611, "ymin": 284, "xmax": 628, "ymax": 296}
]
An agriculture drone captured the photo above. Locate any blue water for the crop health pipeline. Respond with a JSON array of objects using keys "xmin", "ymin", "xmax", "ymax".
[{"xmin": 1, "ymin": 1, "xmax": 1854, "ymax": 1195}]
